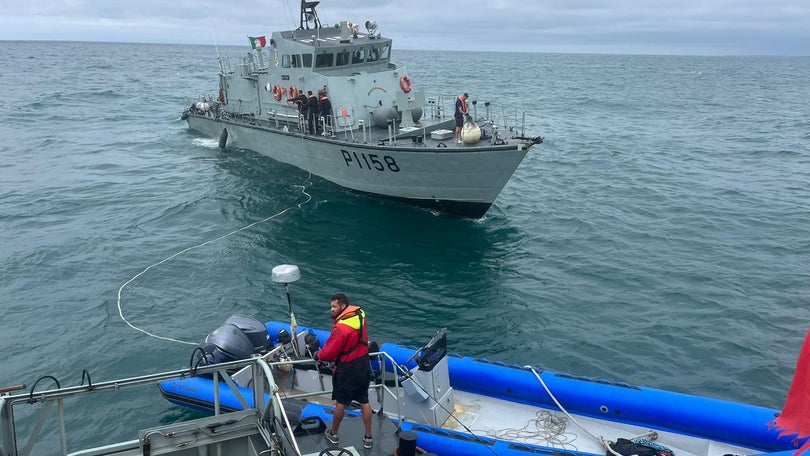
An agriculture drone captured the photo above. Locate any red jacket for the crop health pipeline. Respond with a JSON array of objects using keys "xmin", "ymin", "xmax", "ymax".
[{"xmin": 317, "ymin": 305, "xmax": 369, "ymax": 366}]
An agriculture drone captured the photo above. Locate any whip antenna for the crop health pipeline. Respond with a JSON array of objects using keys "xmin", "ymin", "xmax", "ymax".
[{"xmin": 204, "ymin": 1, "xmax": 221, "ymax": 59}]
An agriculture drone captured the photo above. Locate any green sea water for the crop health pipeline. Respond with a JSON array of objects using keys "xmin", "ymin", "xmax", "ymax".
[{"xmin": 1, "ymin": 41, "xmax": 809, "ymax": 453}]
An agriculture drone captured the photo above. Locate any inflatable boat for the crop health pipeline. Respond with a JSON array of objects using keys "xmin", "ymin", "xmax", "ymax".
[
  {"xmin": 159, "ymin": 320, "xmax": 808, "ymax": 456},
  {"xmin": 159, "ymin": 265, "xmax": 809, "ymax": 456}
]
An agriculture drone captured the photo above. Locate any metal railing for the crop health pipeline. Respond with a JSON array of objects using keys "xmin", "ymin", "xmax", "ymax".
[{"xmin": 0, "ymin": 351, "xmax": 410, "ymax": 456}]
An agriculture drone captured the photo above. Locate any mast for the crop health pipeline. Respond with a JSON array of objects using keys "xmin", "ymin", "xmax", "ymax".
[{"xmin": 300, "ymin": 0, "xmax": 322, "ymax": 30}]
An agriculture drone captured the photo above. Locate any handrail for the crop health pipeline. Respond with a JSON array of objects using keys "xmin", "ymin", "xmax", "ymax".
[
  {"xmin": 1, "ymin": 350, "xmax": 418, "ymax": 456},
  {"xmin": 0, "ymin": 385, "xmax": 25, "ymax": 396},
  {"xmin": 0, "ymin": 356, "xmax": 288, "ymax": 456}
]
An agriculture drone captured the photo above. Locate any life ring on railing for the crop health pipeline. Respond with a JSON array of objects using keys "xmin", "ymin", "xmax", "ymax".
[
  {"xmin": 399, "ymin": 75, "xmax": 412, "ymax": 93},
  {"xmin": 288, "ymin": 85, "xmax": 298, "ymax": 99},
  {"xmin": 272, "ymin": 84, "xmax": 284, "ymax": 101}
]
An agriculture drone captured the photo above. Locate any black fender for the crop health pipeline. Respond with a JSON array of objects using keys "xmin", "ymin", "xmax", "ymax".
[{"xmin": 218, "ymin": 128, "xmax": 228, "ymax": 149}]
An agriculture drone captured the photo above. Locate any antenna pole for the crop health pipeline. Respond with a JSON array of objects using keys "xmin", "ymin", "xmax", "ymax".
[{"xmin": 285, "ymin": 283, "xmax": 300, "ymax": 357}]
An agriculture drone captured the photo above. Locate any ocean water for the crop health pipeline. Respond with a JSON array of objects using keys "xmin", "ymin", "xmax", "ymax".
[{"xmin": 1, "ymin": 41, "xmax": 809, "ymax": 453}]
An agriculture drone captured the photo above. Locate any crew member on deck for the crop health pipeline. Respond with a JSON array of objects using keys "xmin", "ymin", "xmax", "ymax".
[
  {"xmin": 307, "ymin": 91, "xmax": 320, "ymax": 134},
  {"xmin": 318, "ymin": 89, "xmax": 333, "ymax": 136},
  {"xmin": 454, "ymin": 92, "xmax": 469, "ymax": 144},
  {"xmin": 315, "ymin": 293, "xmax": 373, "ymax": 449},
  {"xmin": 296, "ymin": 91, "xmax": 308, "ymax": 131}
]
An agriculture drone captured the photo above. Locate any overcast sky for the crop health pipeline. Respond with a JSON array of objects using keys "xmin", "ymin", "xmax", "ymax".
[{"xmin": 1, "ymin": 0, "xmax": 808, "ymax": 56}]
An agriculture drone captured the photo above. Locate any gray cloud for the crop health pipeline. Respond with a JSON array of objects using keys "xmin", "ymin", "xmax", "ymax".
[{"xmin": 0, "ymin": 0, "xmax": 807, "ymax": 55}]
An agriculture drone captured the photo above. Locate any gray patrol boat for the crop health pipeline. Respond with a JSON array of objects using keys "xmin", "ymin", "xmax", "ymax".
[{"xmin": 183, "ymin": 0, "xmax": 543, "ymax": 218}]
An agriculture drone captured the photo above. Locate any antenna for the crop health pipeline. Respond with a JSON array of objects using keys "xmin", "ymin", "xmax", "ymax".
[
  {"xmin": 203, "ymin": 1, "xmax": 221, "ymax": 59},
  {"xmin": 271, "ymin": 264, "xmax": 301, "ymax": 357}
]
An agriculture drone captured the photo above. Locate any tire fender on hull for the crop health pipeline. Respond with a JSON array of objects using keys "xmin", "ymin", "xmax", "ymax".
[{"xmin": 218, "ymin": 128, "xmax": 228, "ymax": 149}]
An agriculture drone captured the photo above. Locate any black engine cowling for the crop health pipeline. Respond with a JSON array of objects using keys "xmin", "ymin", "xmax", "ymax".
[{"xmin": 196, "ymin": 315, "xmax": 270, "ymax": 366}]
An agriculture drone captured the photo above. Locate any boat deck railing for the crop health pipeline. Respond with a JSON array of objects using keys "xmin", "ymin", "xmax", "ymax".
[
  {"xmin": 264, "ymin": 350, "xmax": 410, "ymax": 423},
  {"xmin": 184, "ymin": 91, "xmax": 534, "ymax": 148},
  {"xmin": 0, "ymin": 351, "xmax": 410, "ymax": 456},
  {"xmin": 0, "ymin": 357, "xmax": 293, "ymax": 456}
]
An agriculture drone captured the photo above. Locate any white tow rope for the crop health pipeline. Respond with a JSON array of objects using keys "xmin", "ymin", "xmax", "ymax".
[
  {"xmin": 117, "ymin": 182, "xmax": 312, "ymax": 345},
  {"xmin": 526, "ymin": 366, "xmax": 658, "ymax": 456}
]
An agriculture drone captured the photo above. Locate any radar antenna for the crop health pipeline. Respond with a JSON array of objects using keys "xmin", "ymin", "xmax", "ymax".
[{"xmin": 299, "ymin": 0, "xmax": 322, "ymax": 30}]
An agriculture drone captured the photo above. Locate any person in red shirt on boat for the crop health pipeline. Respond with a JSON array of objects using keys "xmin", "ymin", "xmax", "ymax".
[
  {"xmin": 454, "ymin": 92, "xmax": 469, "ymax": 144},
  {"xmin": 314, "ymin": 293, "xmax": 373, "ymax": 449}
]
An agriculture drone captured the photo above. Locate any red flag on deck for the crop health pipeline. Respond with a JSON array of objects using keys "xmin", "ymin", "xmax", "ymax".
[
  {"xmin": 248, "ymin": 36, "xmax": 266, "ymax": 49},
  {"xmin": 771, "ymin": 329, "xmax": 810, "ymax": 455}
]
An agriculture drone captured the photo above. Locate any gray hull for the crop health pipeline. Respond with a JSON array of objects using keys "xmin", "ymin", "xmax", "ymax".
[{"xmin": 188, "ymin": 114, "xmax": 531, "ymax": 218}]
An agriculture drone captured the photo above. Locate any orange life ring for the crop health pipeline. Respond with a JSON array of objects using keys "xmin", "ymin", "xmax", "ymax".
[
  {"xmin": 288, "ymin": 85, "xmax": 298, "ymax": 99},
  {"xmin": 218, "ymin": 88, "xmax": 225, "ymax": 104},
  {"xmin": 272, "ymin": 84, "xmax": 284, "ymax": 101},
  {"xmin": 399, "ymin": 75, "xmax": 412, "ymax": 93}
]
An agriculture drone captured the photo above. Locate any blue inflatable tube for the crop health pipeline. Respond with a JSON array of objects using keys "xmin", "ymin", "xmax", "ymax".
[
  {"xmin": 162, "ymin": 321, "xmax": 805, "ymax": 456},
  {"xmin": 379, "ymin": 342, "xmax": 793, "ymax": 453}
]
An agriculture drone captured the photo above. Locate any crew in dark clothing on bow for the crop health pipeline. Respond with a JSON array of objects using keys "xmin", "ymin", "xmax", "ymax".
[
  {"xmin": 306, "ymin": 91, "xmax": 320, "ymax": 134},
  {"xmin": 318, "ymin": 89, "xmax": 333, "ymax": 135},
  {"xmin": 296, "ymin": 91, "xmax": 308, "ymax": 131}
]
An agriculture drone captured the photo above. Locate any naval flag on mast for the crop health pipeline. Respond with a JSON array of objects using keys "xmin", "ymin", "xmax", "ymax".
[{"xmin": 249, "ymin": 36, "xmax": 267, "ymax": 49}]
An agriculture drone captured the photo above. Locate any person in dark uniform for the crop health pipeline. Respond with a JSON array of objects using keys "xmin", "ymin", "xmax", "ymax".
[
  {"xmin": 454, "ymin": 92, "xmax": 469, "ymax": 144},
  {"xmin": 314, "ymin": 294, "xmax": 373, "ymax": 449},
  {"xmin": 318, "ymin": 89, "xmax": 333, "ymax": 135},
  {"xmin": 306, "ymin": 91, "xmax": 320, "ymax": 134},
  {"xmin": 296, "ymin": 91, "xmax": 308, "ymax": 131}
]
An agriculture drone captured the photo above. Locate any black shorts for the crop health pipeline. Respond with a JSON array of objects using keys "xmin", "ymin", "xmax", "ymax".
[
  {"xmin": 332, "ymin": 356, "xmax": 371, "ymax": 406},
  {"xmin": 455, "ymin": 114, "xmax": 464, "ymax": 127}
]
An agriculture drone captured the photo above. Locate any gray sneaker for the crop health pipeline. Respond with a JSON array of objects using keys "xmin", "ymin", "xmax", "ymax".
[
  {"xmin": 324, "ymin": 429, "xmax": 339, "ymax": 444},
  {"xmin": 362, "ymin": 435, "xmax": 373, "ymax": 449}
]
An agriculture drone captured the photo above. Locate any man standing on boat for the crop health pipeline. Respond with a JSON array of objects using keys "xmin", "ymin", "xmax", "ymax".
[
  {"xmin": 318, "ymin": 89, "xmax": 333, "ymax": 136},
  {"xmin": 306, "ymin": 91, "xmax": 320, "ymax": 134},
  {"xmin": 295, "ymin": 90, "xmax": 308, "ymax": 131},
  {"xmin": 454, "ymin": 92, "xmax": 469, "ymax": 144},
  {"xmin": 314, "ymin": 293, "xmax": 373, "ymax": 449}
]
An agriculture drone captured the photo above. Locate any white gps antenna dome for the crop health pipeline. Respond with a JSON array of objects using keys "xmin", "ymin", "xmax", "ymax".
[{"xmin": 271, "ymin": 264, "xmax": 300, "ymax": 284}]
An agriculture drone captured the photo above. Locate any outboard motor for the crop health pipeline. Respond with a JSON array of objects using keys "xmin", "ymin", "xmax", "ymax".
[
  {"xmin": 224, "ymin": 314, "xmax": 271, "ymax": 353},
  {"xmin": 197, "ymin": 324, "xmax": 255, "ymax": 366},
  {"xmin": 304, "ymin": 332, "xmax": 320, "ymax": 356},
  {"xmin": 277, "ymin": 329, "xmax": 292, "ymax": 345}
]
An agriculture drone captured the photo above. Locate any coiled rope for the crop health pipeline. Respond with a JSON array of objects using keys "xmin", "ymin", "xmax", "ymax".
[
  {"xmin": 471, "ymin": 409, "xmax": 578, "ymax": 449},
  {"xmin": 527, "ymin": 367, "xmax": 660, "ymax": 456}
]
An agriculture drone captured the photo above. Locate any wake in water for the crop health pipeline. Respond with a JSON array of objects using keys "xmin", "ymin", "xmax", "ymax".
[
  {"xmin": 192, "ymin": 137, "xmax": 220, "ymax": 149},
  {"xmin": 116, "ymin": 180, "xmax": 313, "ymax": 345}
]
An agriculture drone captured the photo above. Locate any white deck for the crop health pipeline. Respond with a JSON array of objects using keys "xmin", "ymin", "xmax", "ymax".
[{"xmin": 446, "ymin": 389, "xmax": 758, "ymax": 456}]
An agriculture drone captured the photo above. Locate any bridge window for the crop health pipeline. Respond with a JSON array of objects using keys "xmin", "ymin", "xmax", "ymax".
[
  {"xmin": 301, "ymin": 54, "xmax": 313, "ymax": 68},
  {"xmin": 352, "ymin": 48, "xmax": 365, "ymax": 64},
  {"xmin": 315, "ymin": 52, "xmax": 334, "ymax": 68},
  {"xmin": 336, "ymin": 50, "xmax": 350, "ymax": 66},
  {"xmin": 368, "ymin": 46, "xmax": 380, "ymax": 62}
]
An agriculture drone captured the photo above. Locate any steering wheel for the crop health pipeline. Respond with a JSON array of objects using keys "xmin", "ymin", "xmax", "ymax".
[{"xmin": 319, "ymin": 449, "xmax": 353, "ymax": 456}]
